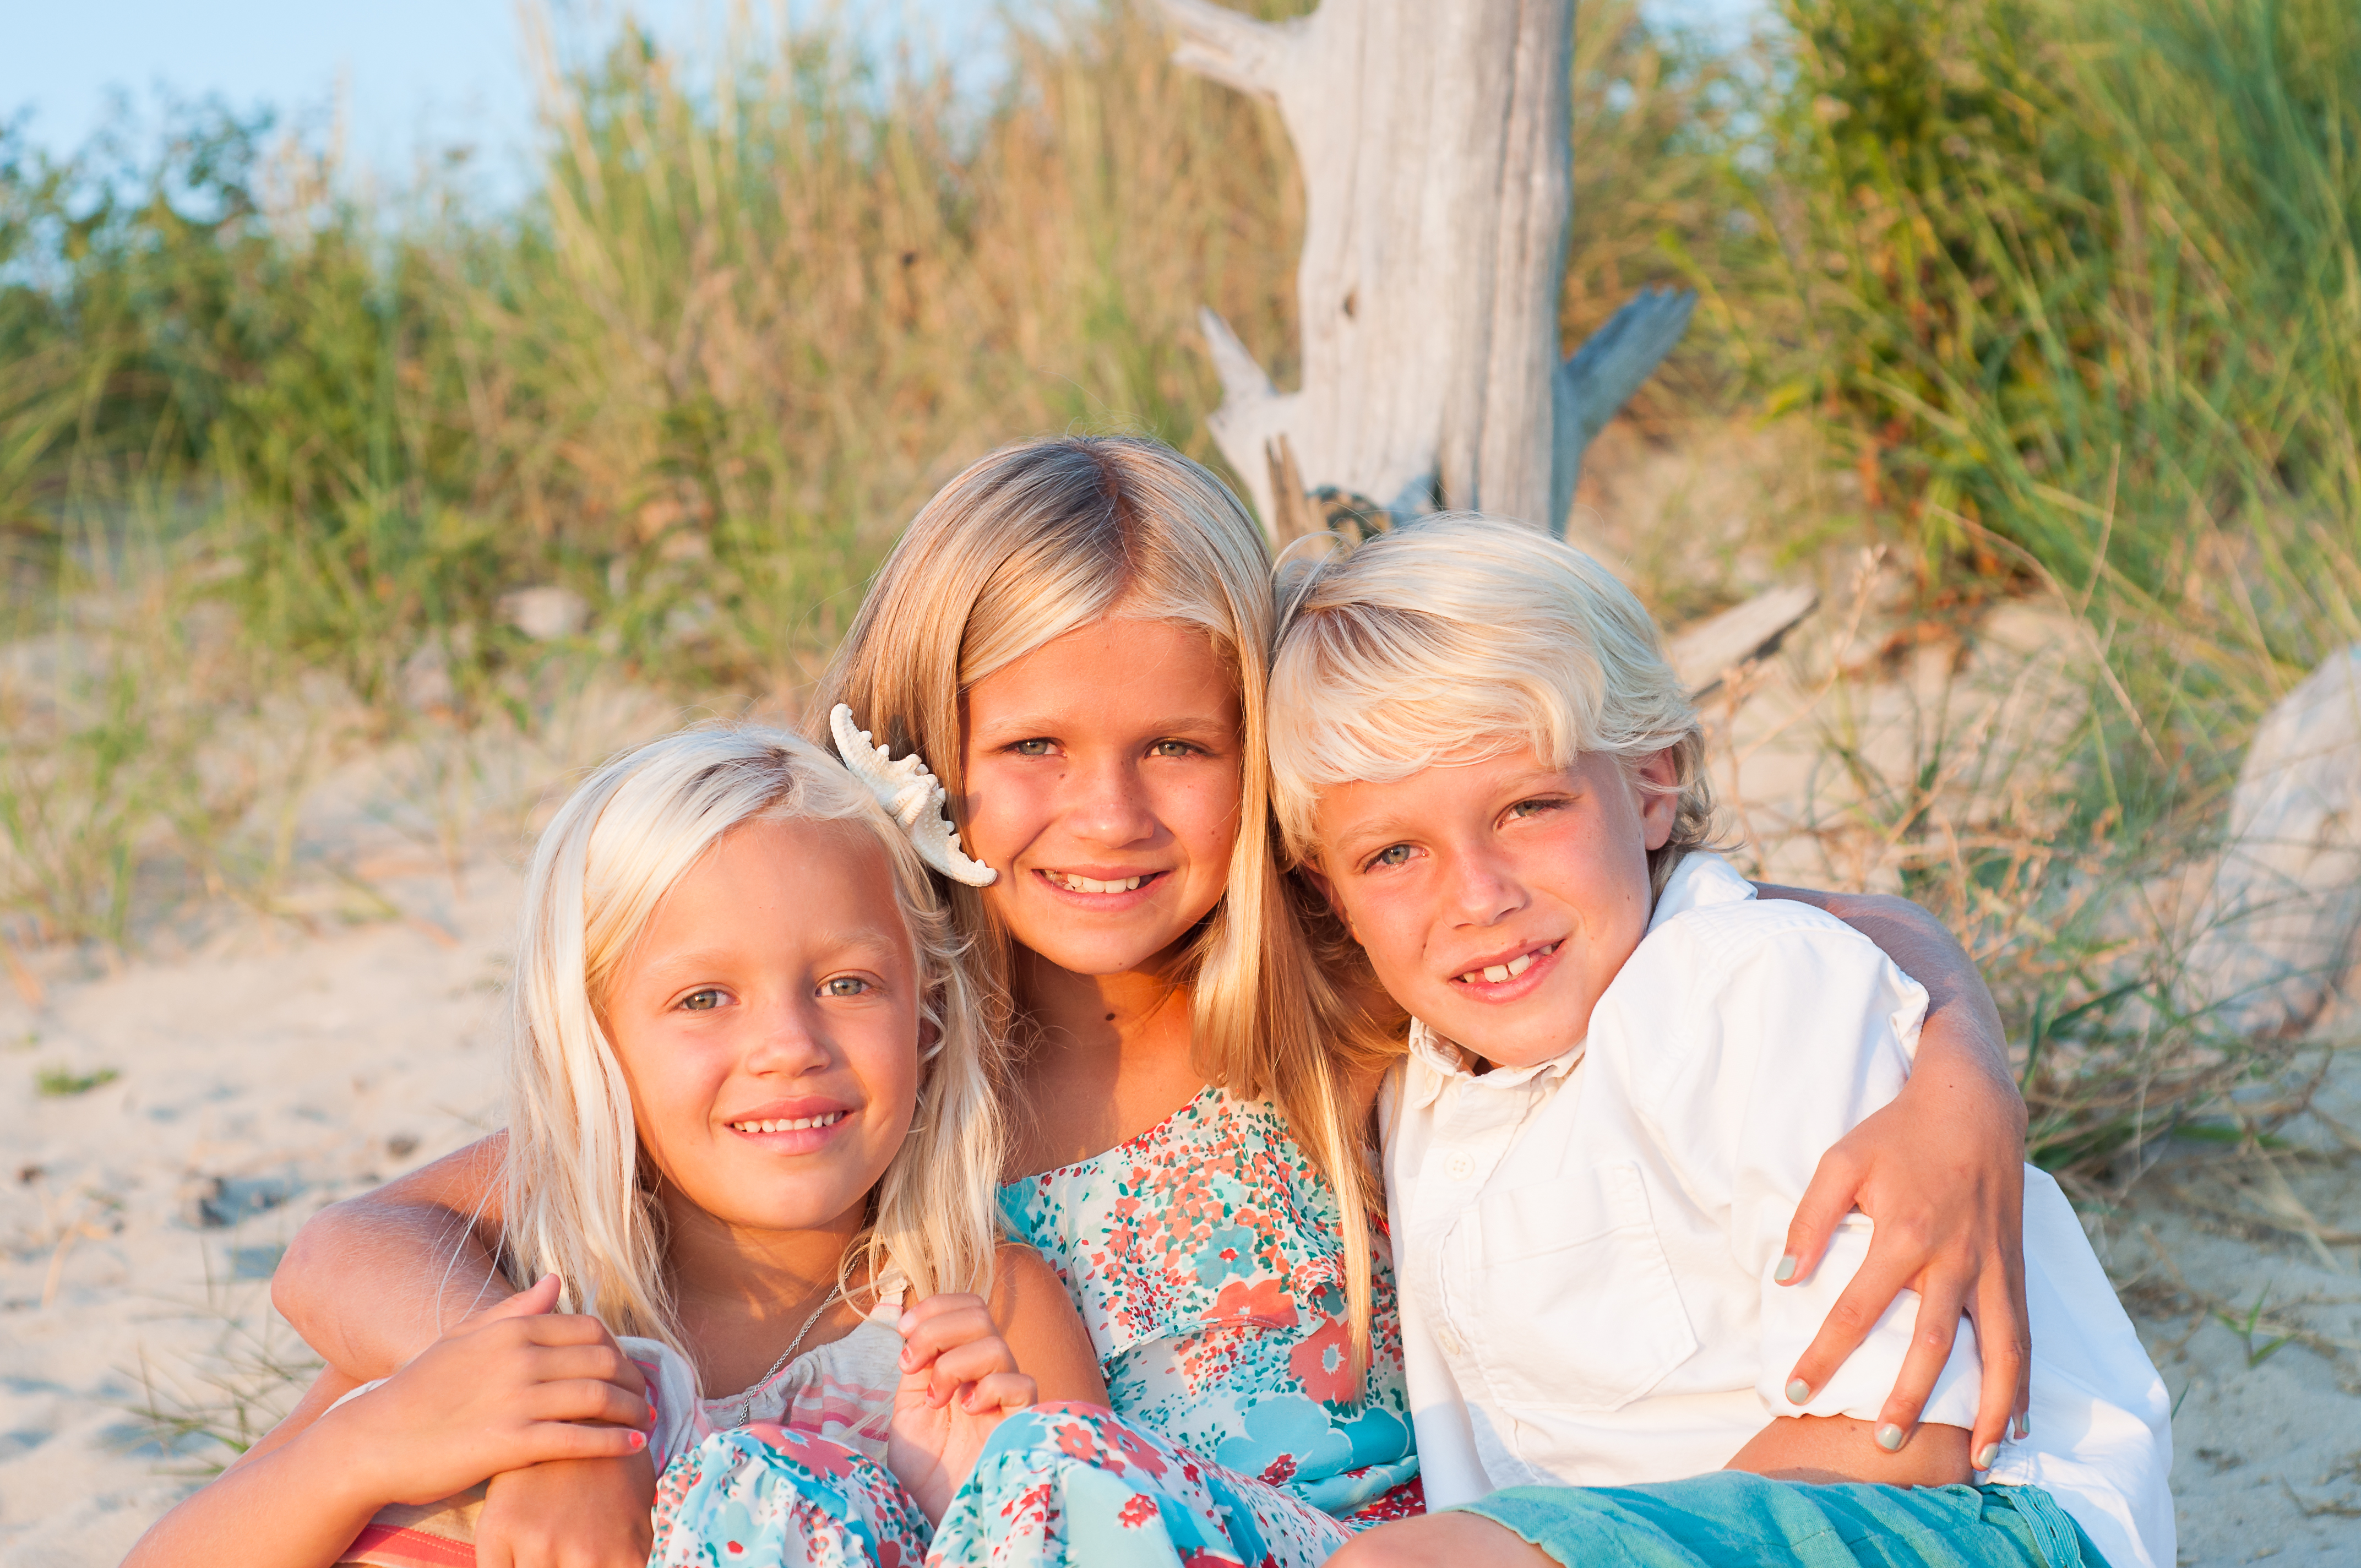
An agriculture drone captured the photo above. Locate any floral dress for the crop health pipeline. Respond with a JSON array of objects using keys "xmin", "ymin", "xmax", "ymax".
[
  {"xmin": 650, "ymin": 1087, "xmax": 1422, "ymax": 1567},
  {"xmin": 922, "ymin": 1086, "xmax": 1423, "ymax": 1564}
]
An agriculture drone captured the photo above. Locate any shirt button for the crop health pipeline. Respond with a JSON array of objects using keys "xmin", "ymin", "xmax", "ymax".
[
  {"xmin": 1446, "ymin": 1153, "xmax": 1474, "ymax": 1180},
  {"xmin": 1438, "ymin": 1326, "xmax": 1465, "ymax": 1357}
]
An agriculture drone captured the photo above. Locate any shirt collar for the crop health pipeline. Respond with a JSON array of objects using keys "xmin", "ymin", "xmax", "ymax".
[
  {"xmin": 1647, "ymin": 848, "xmax": 1754, "ymax": 930},
  {"xmin": 1403, "ymin": 1015, "xmax": 1585, "ymax": 1107}
]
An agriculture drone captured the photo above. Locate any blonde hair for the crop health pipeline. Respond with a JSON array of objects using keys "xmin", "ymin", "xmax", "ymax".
[
  {"xmin": 1270, "ymin": 514, "xmax": 1718, "ymax": 902},
  {"xmin": 499, "ymin": 724, "xmax": 1005, "ymax": 1372},
  {"xmin": 815, "ymin": 435, "xmax": 1388, "ymax": 1370}
]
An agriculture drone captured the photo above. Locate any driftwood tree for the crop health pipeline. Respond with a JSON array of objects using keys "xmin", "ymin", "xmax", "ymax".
[{"xmin": 1160, "ymin": 0, "xmax": 1696, "ymax": 540}]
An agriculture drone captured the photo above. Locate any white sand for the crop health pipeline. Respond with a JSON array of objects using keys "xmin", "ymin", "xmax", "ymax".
[{"xmin": 0, "ymin": 853, "xmax": 523, "ymax": 1568}]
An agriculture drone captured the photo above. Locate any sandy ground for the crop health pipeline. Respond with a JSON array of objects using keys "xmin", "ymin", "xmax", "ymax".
[{"xmin": 0, "ymin": 855, "xmax": 523, "ymax": 1568}]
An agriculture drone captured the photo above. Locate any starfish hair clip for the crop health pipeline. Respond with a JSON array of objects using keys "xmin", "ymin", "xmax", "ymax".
[{"xmin": 828, "ymin": 704, "xmax": 998, "ymax": 887}]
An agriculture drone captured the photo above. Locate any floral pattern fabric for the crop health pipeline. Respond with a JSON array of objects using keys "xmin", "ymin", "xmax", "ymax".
[
  {"xmin": 652, "ymin": 1425, "xmax": 933, "ymax": 1568},
  {"xmin": 933, "ymin": 1402, "xmax": 1395, "ymax": 1566},
  {"xmin": 655, "ymin": 1403, "xmax": 1418, "ymax": 1568},
  {"xmin": 995, "ymin": 1086, "xmax": 1419, "ymax": 1522}
]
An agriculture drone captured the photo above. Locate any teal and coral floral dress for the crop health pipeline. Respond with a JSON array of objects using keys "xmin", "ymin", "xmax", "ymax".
[
  {"xmin": 924, "ymin": 1085, "xmax": 1423, "ymax": 1563},
  {"xmin": 648, "ymin": 1086, "xmax": 1422, "ymax": 1566}
]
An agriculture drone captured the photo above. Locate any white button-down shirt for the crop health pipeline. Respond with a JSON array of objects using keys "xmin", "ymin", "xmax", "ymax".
[{"xmin": 1382, "ymin": 853, "xmax": 2172, "ymax": 1568}]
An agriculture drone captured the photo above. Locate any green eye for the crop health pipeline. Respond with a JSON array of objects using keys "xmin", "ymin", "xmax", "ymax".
[
  {"xmin": 682, "ymin": 988, "xmax": 726, "ymax": 1012},
  {"xmin": 1149, "ymin": 740, "xmax": 1197, "ymax": 758},
  {"xmin": 1369, "ymin": 844, "xmax": 1413, "ymax": 869},
  {"xmin": 821, "ymin": 976, "xmax": 871, "ymax": 998},
  {"xmin": 1011, "ymin": 738, "xmax": 1053, "ymax": 757},
  {"xmin": 1509, "ymin": 798, "xmax": 1560, "ymax": 819}
]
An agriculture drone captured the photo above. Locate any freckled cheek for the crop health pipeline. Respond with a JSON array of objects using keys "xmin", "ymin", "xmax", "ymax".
[
  {"xmin": 957, "ymin": 777, "xmax": 1047, "ymax": 867},
  {"xmin": 1168, "ymin": 784, "xmax": 1243, "ymax": 868}
]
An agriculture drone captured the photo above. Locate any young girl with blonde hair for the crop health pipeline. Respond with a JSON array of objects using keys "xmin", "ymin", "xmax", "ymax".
[
  {"xmin": 124, "ymin": 725, "xmax": 1102, "ymax": 1568},
  {"xmin": 275, "ymin": 435, "xmax": 2042, "ymax": 1565}
]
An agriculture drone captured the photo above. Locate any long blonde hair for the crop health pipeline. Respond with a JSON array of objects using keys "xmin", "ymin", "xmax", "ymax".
[
  {"xmin": 814, "ymin": 435, "xmax": 1389, "ymax": 1366},
  {"xmin": 499, "ymin": 725, "xmax": 1005, "ymax": 1372}
]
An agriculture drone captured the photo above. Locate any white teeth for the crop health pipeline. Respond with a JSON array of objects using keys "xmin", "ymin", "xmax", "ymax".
[
  {"xmin": 735, "ymin": 1112, "xmax": 845, "ymax": 1134},
  {"xmin": 1052, "ymin": 873, "xmax": 1146, "ymax": 894},
  {"xmin": 1456, "ymin": 944, "xmax": 1558, "ymax": 985}
]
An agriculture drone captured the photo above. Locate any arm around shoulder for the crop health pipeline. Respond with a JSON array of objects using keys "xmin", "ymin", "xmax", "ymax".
[
  {"xmin": 1753, "ymin": 883, "xmax": 2020, "ymax": 1123},
  {"xmin": 1751, "ymin": 883, "xmax": 2031, "ymax": 1464},
  {"xmin": 275, "ymin": 1133, "xmax": 513, "ymax": 1380}
]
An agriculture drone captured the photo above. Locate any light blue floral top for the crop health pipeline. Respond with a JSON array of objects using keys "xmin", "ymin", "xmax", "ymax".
[{"xmin": 997, "ymin": 1085, "xmax": 1419, "ymax": 1516}]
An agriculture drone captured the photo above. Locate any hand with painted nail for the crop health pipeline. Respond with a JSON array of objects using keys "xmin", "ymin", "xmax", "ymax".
[
  {"xmin": 123, "ymin": 1273, "xmax": 657, "ymax": 1568},
  {"xmin": 1767, "ymin": 936, "xmax": 2032, "ymax": 1473},
  {"xmin": 886, "ymin": 1291, "xmax": 1039, "ymax": 1523},
  {"xmin": 342, "ymin": 1273, "xmax": 655, "ymax": 1508}
]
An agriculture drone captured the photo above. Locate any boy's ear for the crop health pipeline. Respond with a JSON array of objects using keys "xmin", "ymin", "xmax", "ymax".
[{"xmin": 1635, "ymin": 746, "xmax": 1682, "ymax": 852}]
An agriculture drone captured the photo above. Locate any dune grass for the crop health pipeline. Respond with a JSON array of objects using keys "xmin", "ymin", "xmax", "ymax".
[{"xmin": 1, "ymin": 0, "xmax": 2354, "ymax": 1175}]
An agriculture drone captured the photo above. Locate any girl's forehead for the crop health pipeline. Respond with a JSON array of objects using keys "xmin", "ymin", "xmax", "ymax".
[
  {"xmin": 965, "ymin": 617, "xmax": 1242, "ymax": 714},
  {"xmin": 650, "ymin": 819, "xmax": 909, "ymax": 936}
]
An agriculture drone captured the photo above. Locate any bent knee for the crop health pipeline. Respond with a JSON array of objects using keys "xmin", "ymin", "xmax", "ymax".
[{"xmin": 1331, "ymin": 1513, "xmax": 1555, "ymax": 1568}]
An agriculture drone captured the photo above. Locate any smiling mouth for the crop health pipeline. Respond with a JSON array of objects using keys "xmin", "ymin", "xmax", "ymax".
[
  {"xmin": 1038, "ymin": 870, "xmax": 1162, "ymax": 895},
  {"xmin": 728, "ymin": 1112, "xmax": 847, "ymax": 1134},
  {"xmin": 1453, "ymin": 941, "xmax": 1560, "ymax": 986}
]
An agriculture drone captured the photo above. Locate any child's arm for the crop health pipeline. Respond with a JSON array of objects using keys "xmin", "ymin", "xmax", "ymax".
[
  {"xmin": 474, "ymin": 1455, "xmax": 657, "ymax": 1568},
  {"xmin": 123, "ymin": 1277, "xmax": 651, "ymax": 1568},
  {"xmin": 886, "ymin": 1245, "xmax": 1107, "ymax": 1523},
  {"xmin": 276, "ymin": 1137, "xmax": 657, "ymax": 1567},
  {"xmin": 1752, "ymin": 884, "xmax": 2029, "ymax": 1467},
  {"xmin": 274, "ymin": 1133, "xmax": 514, "ymax": 1380},
  {"xmin": 1726, "ymin": 1414, "xmax": 1972, "ymax": 1487},
  {"xmin": 1636, "ymin": 911, "xmax": 1992, "ymax": 1474}
]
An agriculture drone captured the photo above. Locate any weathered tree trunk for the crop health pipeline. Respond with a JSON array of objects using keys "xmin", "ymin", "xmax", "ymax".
[
  {"xmin": 1166, "ymin": 0, "xmax": 1673, "ymax": 536},
  {"xmin": 2182, "ymin": 644, "xmax": 2361, "ymax": 1038},
  {"xmin": 1163, "ymin": 0, "xmax": 1802, "ymax": 680}
]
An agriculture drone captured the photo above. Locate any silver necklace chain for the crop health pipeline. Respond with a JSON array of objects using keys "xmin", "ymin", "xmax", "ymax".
[{"xmin": 727, "ymin": 1288, "xmax": 838, "ymax": 1428}]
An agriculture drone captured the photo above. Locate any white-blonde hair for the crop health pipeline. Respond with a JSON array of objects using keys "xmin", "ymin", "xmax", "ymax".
[
  {"xmin": 816, "ymin": 435, "xmax": 1390, "ymax": 1374},
  {"xmin": 1270, "ymin": 514, "xmax": 1717, "ymax": 901},
  {"xmin": 498, "ymin": 724, "xmax": 1004, "ymax": 1372}
]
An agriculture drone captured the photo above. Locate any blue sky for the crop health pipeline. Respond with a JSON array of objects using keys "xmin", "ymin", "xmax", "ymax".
[{"xmin": 1, "ymin": 1, "xmax": 1767, "ymax": 197}]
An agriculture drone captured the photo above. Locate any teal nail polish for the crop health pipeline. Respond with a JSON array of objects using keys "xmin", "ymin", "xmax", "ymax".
[
  {"xmin": 1974, "ymin": 1443, "xmax": 2000, "ymax": 1470},
  {"xmin": 1774, "ymin": 1255, "xmax": 1798, "ymax": 1283},
  {"xmin": 1785, "ymin": 1378, "xmax": 1811, "ymax": 1405},
  {"xmin": 1875, "ymin": 1424, "xmax": 1905, "ymax": 1452}
]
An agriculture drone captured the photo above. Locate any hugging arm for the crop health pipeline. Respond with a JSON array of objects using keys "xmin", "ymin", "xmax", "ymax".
[
  {"xmin": 275, "ymin": 1133, "xmax": 514, "ymax": 1380},
  {"xmin": 122, "ymin": 1280, "xmax": 651, "ymax": 1568},
  {"xmin": 275, "ymin": 1134, "xmax": 656, "ymax": 1568},
  {"xmin": 1753, "ymin": 884, "xmax": 2030, "ymax": 1468},
  {"xmin": 119, "ymin": 1370, "xmax": 372, "ymax": 1568}
]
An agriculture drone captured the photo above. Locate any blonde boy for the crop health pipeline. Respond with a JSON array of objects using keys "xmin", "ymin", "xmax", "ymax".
[{"xmin": 1266, "ymin": 516, "xmax": 2171, "ymax": 1568}]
